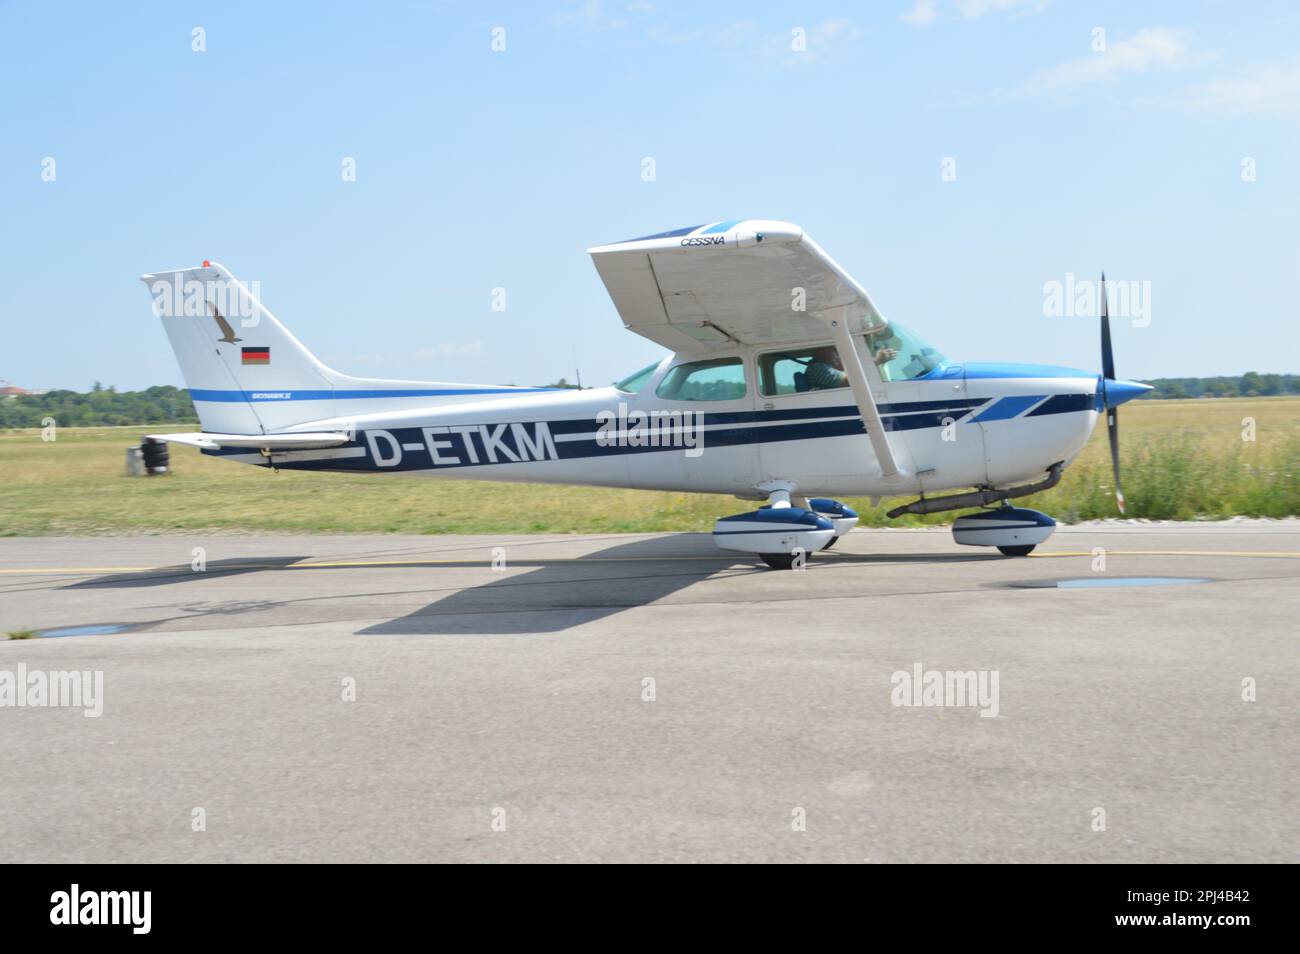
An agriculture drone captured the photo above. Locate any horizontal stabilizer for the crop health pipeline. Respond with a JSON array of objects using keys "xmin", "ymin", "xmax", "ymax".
[{"xmin": 145, "ymin": 432, "xmax": 350, "ymax": 450}]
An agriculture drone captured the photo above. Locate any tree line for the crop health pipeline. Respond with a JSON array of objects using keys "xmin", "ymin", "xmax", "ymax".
[
  {"xmin": 1141, "ymin": 373, "xmax": 1299, "ymax": 399},
  {"xmin": 0, "ymin": 384, "xmax": 198, "ymax": 428}
]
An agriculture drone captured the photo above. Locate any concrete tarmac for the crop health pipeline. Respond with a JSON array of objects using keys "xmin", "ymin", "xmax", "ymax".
[{"xmin": 0, "ymin": 525, "xmax": 1295, "ymax": 863}]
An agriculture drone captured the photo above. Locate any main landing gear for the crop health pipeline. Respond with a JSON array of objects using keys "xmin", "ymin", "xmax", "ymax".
[
  {"xmin": 712, "ymin": 489, "xmax": 860, "ymax": 570},
  {"xmin": 760, "ymin": 552, "xmax": 799, "ymax": 570}
]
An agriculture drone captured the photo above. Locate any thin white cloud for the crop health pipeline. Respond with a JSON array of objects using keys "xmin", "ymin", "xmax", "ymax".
[
  {"xmin": 901, "ymin": 0, "xmax": 1046, "ymax": 29},
  {"xmin": 900, "ymin": 0, "xmax": 939, "ymax": 28},
  {"xmin": 642, "ymin": 18, "xmax": 863, "ymax": 67},
  {"xmin": 1013, "ymin": 28, "xmax": 1202, "ymax": 97},
  {"xmin": 1182, "ymin": 60, "xmax": 1300, "ymax": 117},
  {"xmin": 778, "ymin": 19, "xmax": 865, "ymax": 66},
  {"xmin": 554, "ymin": 0, "xmax": 636, "ymax": 32},
  {"xmin": 716, "ymin": 19, "xmax": 761, "ymax": 48},
  {"xmin": 956, "ymin": 0, "xmax": 1047, "ymax": 19},
  {"xmin": 560, "ymin": 7, "xmax": 862, "ymax": 66},
  {"xmin": 348, "ymin": 342, "xmax": 483, "ymax": 369}
]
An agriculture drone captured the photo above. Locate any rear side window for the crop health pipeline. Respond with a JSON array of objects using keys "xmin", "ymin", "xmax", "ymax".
[{"xmin": 655, "ymin": 357, "xmax": 747, "ymax": 401}]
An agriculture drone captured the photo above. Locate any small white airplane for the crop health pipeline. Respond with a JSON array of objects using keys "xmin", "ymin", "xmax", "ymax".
[{"xmin": 142, "ymin": 220, "xmax": 1149, "ymax": 569}]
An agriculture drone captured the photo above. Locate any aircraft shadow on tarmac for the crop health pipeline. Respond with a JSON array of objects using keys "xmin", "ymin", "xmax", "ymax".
[
  {"xmin": 55, "ymin": 538, "xmax": 995, "ymax": 635},
  {"xmin": 358, "ymin": 535, "xmax": 743, "ymax": 636},
  {"xmin": 358, "ymin": 535, "xmax": 996, "ymax": 637},
  {"xmin": 61, "ymin": 557, "xmax": 310, "ymax": 589}
]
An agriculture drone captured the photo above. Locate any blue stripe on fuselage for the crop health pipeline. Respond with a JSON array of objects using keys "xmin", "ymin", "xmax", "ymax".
[
  {"xmin": 188, "ymin": 387, "xmax": 558, "ymax": 402},
  {"xmin": 969, "ymin": 394, "xmax": 1048, "ymax": 422},
  {"xmin": 210, "ymin": 393, "xmax": 1094, "ymax": 473},
  {"xmin": 1026, "ymin": 392, "xmax": 1100, "ymax": 416}
]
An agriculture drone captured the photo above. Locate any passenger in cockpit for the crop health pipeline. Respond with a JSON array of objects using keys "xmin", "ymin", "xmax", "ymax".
[{"xmin": 868, "ymin": 328, "xmax": 900, "ymax": 367}]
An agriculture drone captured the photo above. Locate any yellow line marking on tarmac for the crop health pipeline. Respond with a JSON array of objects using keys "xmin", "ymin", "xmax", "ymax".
[
  {"xmin": 1031, "ymin": 550, "xmax": 1300, "ymax": 559},
  {"xmin": 1, "ymin": 548, "xmax": 1298, "ymax": 575}
]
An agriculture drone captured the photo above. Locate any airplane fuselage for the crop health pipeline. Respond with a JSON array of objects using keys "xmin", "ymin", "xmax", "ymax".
[{"xmin": 206, "ymin": 348, "xmax": 1104, "ymax": 500}]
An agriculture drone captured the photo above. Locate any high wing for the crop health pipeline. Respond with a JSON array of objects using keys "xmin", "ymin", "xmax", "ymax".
[
  {"xmin": 589, "ymin": 219, "xmax": 903, "ymax": 478},
  {"xmin": 588, "ymin": 220, "xmax": 886, "ymax": 353}
]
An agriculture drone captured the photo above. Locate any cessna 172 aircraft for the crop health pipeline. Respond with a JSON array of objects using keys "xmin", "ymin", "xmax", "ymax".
[{"xmin": 142, "ymin": 219, "xmax": 1149, "ymax": 568}]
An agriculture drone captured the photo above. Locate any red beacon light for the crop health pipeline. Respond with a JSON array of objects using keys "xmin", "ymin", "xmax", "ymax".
[{"xmin": 202, "ymin": 260, "xmax": 211, "ymax": 268}]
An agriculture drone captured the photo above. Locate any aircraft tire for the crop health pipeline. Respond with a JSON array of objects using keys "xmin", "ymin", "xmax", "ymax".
[
  {"xmin": 997, "ymin": 545, "xmax": 1036, "ymax": 557},
  {"xmin": 760, "ymin": 552, "xmax": 798, "ymax": 570}
]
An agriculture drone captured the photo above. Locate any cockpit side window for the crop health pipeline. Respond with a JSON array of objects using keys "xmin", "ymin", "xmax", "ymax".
[{"xmin": 757, "ymin": 345, "xmax": 849, "ymax": 396}]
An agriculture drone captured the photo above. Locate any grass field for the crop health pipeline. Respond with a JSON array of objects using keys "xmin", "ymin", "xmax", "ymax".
[{"xmin": 1, "ymin": 397, "xmax": 1297, "ymax": 536}]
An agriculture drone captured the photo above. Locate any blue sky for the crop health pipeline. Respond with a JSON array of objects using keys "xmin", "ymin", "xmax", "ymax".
[{"xmin": 2, "ymin": 0, "xmax": 1298, "ymax": 392}]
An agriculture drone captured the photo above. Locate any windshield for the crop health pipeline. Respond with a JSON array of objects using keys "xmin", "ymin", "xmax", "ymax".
[
  {"xmin": 866, "ymin": 321, "xmax": 948, "ymax": 382},
  {"xmin": 614, "ymin": 361, "xmax": 661, "ymax": 394}
]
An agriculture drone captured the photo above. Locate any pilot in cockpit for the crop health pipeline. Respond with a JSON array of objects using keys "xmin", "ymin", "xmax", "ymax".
[
  {"xmin": 803, "ymin": 332, "xmax": 902, "ymax": 391},
  {"xmin": 802, "ymin": 346, "xmax": 848, "ymax": 390}
]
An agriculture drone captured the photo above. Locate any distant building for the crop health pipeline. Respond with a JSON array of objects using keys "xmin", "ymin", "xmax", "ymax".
[{"xmin": 0, "ymin": 380, "xmax": 46, "ymax": 398}]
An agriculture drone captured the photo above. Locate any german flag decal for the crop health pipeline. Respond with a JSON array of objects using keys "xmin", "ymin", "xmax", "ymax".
[{"xmin": 241, "ymin": 346, "xmax": 270, "ymax": 365}]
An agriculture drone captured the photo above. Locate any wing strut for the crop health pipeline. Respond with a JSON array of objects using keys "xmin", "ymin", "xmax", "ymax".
[{"xmin": 827, "ymin": 313, "xmax": 901, "ymax": 479}]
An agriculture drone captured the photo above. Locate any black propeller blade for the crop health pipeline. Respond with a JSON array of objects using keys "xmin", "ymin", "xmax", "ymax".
[{"xmin": 1100, "ymin": 272, "xmax": 1125, "ymax": 513}]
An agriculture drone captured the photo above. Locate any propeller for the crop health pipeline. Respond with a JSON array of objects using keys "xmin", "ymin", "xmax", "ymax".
[{"xmin": 1099, "ymin": 272, "xmax": 1125, "ymax": 513}]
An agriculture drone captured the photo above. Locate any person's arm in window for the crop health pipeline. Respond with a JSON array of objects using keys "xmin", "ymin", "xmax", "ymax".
[{"xmin": 803, "ymin": 360, "xmax": 847, "ymax": 390}]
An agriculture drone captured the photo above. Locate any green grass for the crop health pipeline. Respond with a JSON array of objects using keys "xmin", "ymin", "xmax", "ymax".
[
  {"xmin": 0, "ymin": 397, "xmax": 1297, "ymax": 536},
  {"xmin": 7, "ymin": 629, "xmax": 38, "ymax": 640}
]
